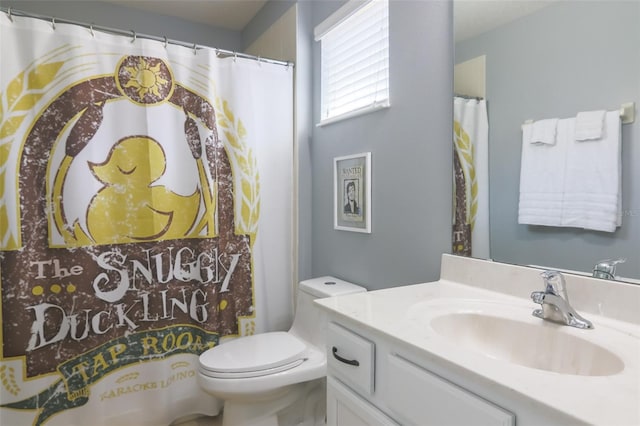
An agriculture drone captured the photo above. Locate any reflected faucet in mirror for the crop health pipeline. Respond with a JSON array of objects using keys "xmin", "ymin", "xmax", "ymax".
[
  {"xmin": 592, "ymin": 258, "xmax": 626, "ymax": 280},
  {"xmin": 531, "ymin": 270, "xmax": 593, "ymax": 330}
]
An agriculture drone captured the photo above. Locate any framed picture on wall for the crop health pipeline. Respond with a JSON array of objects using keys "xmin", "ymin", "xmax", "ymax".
[{"xmin": 334, "ymin": 152, "xmax": 371, "ymax": 233}]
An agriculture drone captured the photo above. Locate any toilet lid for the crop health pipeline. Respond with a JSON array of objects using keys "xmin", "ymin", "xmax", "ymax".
[{"xmin": 199, "ymin": 332, "xmax": 307, "ymax": 377}]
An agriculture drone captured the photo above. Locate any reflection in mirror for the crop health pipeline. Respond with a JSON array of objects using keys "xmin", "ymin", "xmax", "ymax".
[{"xmin": 453, "ymin": 1, "xmax": 639, "ymax": 282}]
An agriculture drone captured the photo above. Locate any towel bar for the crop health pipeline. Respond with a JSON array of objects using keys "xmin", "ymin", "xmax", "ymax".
[
  {"xmin": 619, "ymin": 102, "xmax": 635, "ymax": 124},
  {"xmin": 523, "ymin": 102, "xmax": 635, "ymax": 128}
]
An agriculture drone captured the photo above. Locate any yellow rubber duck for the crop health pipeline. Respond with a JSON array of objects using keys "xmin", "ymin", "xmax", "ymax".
[{"xmin": 87, "ymin": 136, "xmax": 200, "ymax": 244}]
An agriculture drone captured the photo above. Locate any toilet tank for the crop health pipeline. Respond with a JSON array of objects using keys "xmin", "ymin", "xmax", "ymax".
[
  {"xmin": 289, "ymin": 276, "xmax": 366, "ymax": 350},
  {"xmin": 299, "ymin": 276, "xmax": 366, "ymax": 298}
]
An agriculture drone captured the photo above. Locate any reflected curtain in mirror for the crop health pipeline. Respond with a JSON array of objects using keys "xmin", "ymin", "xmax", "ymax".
[{"xmin": 453, "ymin": 97, "xmax": 489, "ymax": 258}]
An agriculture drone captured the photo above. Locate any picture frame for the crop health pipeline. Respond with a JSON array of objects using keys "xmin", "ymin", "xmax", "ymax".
[{"xmin": 334, "ymin": 152, "xmax": 371, "ymax": 233}]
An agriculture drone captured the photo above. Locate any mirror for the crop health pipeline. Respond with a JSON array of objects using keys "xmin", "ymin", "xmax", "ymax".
[{"xmin": 453, "ymin": 1, "xmax": 639, "ymax": 282}]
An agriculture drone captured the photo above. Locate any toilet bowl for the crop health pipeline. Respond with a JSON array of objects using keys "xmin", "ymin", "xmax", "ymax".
[{"xmin": 198, "ymin": 276, "xmax": 366, "ymax": 426}]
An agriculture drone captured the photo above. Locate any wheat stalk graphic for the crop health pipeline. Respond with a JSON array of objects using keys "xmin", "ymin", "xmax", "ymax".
[
  {"xmin": 0, "ymin": 364, "xmax": 21, "ymax": 396},
  {"xmin": 215, "ymin": 97, "xmax": 260, "ymax": 245},
  {"xmin": 0, "ymin": 60, "xmax": 65, "ymax": 250},
  {"xmin": 453, "ymin": 120, "xmax": 478, "ymax": 230}
]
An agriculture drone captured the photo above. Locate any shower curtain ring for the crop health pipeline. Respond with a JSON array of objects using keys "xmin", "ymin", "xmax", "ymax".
[
  {"xmin": 215, "ymin": 48, "xmax": 220, "ymax": 57},
  {"xmin": 164, "ymin": 36, "xmax": 168, "ymax": 48},
  {"xmin": 258, "ymin": 56, "xmax": 262, "ymax": 66},
  {"xmin": 193, "ymin": 43, "xmax": 198, "ymax": 55},
  {"xmin": 233, "ymin": 52, "xmax": 237, "ymax": 62},
  {"xmin": 7, "ymin": 7, "xmax": 12, "ymax": 22},
  {"xmin": 131, "ymin": 30, "xmax": 136, "ymax": 43},
  {"xmin": 89, "ymin": 23, "xmax": 95, "ymax": 37},
  {"xmin": 51, "ymin": 17, "xmax": 56, "ymax": 30}
]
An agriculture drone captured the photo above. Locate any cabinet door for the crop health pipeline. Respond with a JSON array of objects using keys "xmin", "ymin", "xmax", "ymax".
[
  {"xmin": 387, "ymin": 354, "xmax": 514, "ymax": 426},
  {"xmin": 327, "ymin": 377, "xmax": 398, "ymax": 426}
]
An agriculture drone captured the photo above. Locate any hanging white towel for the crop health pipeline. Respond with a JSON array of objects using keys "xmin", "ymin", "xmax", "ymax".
[
  {"xmin": 529, "ymin": 118, "xmax": 558, "ymax": 145},
  {"xmin": 518, "ymin": 120, "xmax": 567, "ymax": 226},
  {"xmin": 575, "ymin": 110, "xmax": 606, "ymax": 140},
  {"xmin": 562, "ymin": 110, "xmax": 621, "ymax": 232}
]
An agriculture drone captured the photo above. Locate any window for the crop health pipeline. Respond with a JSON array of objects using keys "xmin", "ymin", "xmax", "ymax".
[{"xmin": 315, "ymin": 0, "xmax": 389, "ymax": 125}]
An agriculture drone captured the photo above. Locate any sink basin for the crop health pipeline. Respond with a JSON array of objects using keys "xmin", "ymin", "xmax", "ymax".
[{"xmin": 430, "ymin": 312, "xmax": 625, "ymax": 376}]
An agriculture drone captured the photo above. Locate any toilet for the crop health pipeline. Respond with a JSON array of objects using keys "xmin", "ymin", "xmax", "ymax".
[{"xmin": 197, "ymin": 276, "xmax": 366, "ymax": 426}]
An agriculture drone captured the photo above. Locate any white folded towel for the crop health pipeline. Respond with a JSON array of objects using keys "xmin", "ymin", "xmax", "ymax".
[
  {"xmin": 518, "ymin": 119, "xmax": 567, "ymax": 226},
  {"xmin": 562, "ymin": 110, "xmax": 621, "ymax": 232},
  {"xmin": 518, "ymin": 112, "xmax": 622, "ymax": 232},
  {"xmin": 529, "ymin": 118, "xmax": 558, "ymax": 145},
  {"xmin": 575, "ymin": 110, "xmax": 606, "ymax": 140}
]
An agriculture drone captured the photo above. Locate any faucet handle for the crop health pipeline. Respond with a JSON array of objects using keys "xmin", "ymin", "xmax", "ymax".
[
  {"xmin": 539, "ymin": 270, "xmax": 567, "ymax": 299},
  {"xmin": 593, "ymin": 258, "xmax": 626, "ymax": 280}
]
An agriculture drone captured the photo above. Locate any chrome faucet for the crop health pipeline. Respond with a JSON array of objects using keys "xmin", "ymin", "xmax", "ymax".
[
  {"xmin": 592, "ymin": 258, "xmax": 626, "ymax": 280},
  {"xmin": 530, "ymin": 270, "xmax": 593, "ymax": 329}
]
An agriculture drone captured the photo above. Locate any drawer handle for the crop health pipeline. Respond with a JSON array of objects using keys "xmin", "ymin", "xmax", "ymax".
[{"xmin": 332, "ymin": 346, "xmax": 360, "ymax": 366}]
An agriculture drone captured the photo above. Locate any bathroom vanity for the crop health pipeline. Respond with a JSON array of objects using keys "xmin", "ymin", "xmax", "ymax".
[{"xmin": 316, "ymin": 254, "xmax": 640, "ymax": 426}]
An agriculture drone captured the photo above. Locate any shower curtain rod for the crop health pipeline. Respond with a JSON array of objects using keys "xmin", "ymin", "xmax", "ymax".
[{"xmin": 0, "ymin": 6, "xmax": 293, "ymax": 68}]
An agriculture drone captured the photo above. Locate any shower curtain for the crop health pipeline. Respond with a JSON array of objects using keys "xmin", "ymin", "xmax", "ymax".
[
  {"xmin": 0, "ymin": 12, "xmax": 293, "ymax": 426},
  {"xmin": 453, "ymin": 97, "xmax": 489, "ymax": 259}
]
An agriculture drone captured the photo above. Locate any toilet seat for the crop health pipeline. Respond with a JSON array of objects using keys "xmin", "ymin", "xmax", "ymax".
[{"xmin": 199, "ymin": 332, "xmax": 307, "ymax": 379}]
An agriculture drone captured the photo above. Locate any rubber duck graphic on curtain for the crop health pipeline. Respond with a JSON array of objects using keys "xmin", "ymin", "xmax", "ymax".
[
  {"xmin": 0, "ymin": 11, "xmax": 293, "ymax": 426},
  {"xmin": 453, "ymin": 97, "xmax": 489, "ymax": 259}
]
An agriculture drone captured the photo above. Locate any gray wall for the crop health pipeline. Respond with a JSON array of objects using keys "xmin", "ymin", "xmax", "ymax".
[
  {"xmin": 310, "ymin": 0, "xmax": 454, "ymax": 290},
  {"xmin": 293, "ymin": 2, "xmax": 314, "ymax": 283},
  {"xmin": 0, "ymin": 0, "xmax": 242, "ymax": 50},
  {"xmin": 242, "ymin": 0, "xmax": 296, "ymax": 49},
  {"xmin": 456, "ymin": 1, "xmax": 640, "ymax": 279}
]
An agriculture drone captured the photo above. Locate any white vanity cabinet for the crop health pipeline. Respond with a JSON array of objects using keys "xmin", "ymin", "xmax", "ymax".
[
  {"xmin": 319, "ymin": 255, "xmax": 640, "ymax": 425},
  {"xmin": 326, "ymin": 319, "xmax": 515, "ymax": 426},
  {"xmin": 327, "ymin": 377, "xmax": 398, "ymax": 426},
  {"xmin": 326, "ymin": 322, "xmax": 398, "ymax": 425},
  {"xmin": 385, "ymin": 353, "xmax": 514, "ymax": 425}
]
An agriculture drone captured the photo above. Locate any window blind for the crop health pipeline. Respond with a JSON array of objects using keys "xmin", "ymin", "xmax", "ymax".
[{"xmin": 318, "ymin": 0, "xmax": 389, "ymax": 124}]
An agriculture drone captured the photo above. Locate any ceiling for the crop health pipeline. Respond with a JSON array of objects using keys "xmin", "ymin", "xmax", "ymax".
[
  {"xmin": 105, "ymin": 0, "xmax": 268, "ymax": 31},
  {"xmin": 104, "ymin": 0, "xmax": 557, "ymax": 39}
]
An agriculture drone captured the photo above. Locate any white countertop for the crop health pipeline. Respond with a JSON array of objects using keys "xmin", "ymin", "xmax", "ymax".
[{"xmin": 316, "ymin": 255, "xmax": 640, "ymax": 426}]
